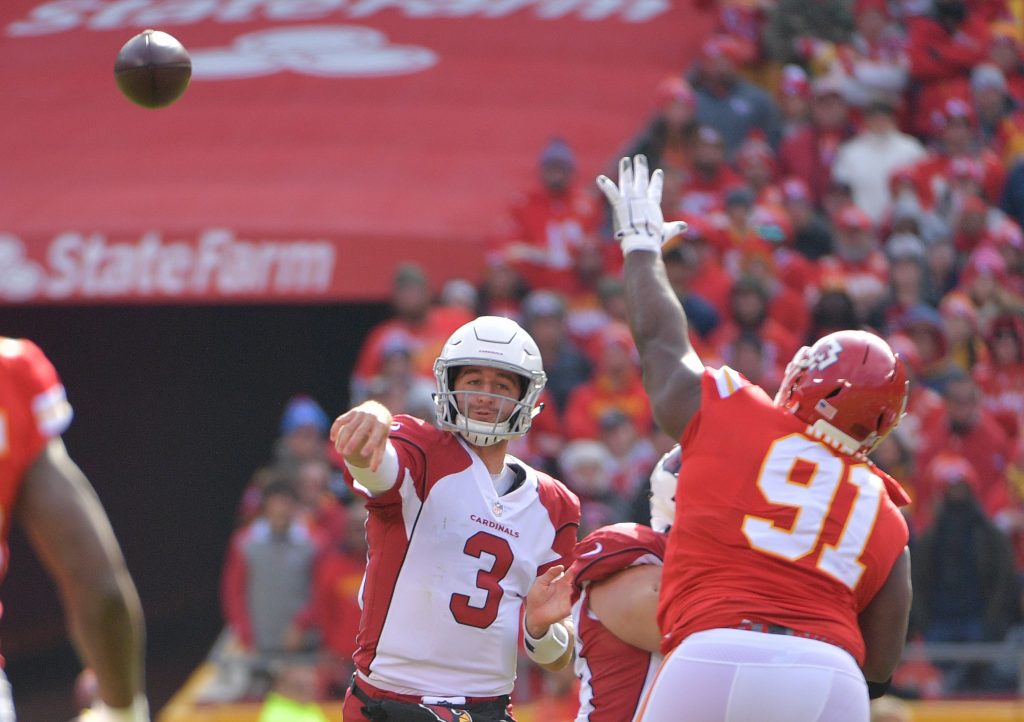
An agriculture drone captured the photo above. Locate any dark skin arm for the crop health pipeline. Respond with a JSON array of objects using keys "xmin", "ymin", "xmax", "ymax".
[
  {"xmin": 623, "ymin": 249, "xmax": 705, "ymax": 439},
  {"xmin": 858, "ymin": 547, "xmax": 911, "ymax": 683},
  {"xmin": 15, "ymin": 438, "xmax": 145, "ymax": 709}
]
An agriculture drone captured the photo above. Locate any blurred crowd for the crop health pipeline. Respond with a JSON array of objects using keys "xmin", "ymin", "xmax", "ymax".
[{"xmin": 213, "ymin": 0, "xmax": 1024, "ymax": 712}]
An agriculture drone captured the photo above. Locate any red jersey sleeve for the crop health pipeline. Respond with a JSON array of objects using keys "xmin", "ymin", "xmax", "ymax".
[
  {"xmin": 571, "ymin": 523, "xmax": 666, "ymax": 600},
  {"xmin": 341, "ymin": 414, "xmax": 466, "ymax": 507},
  {"xmin": 535, "ymin": 472, "xmax": 581, "ymax": 575},
  {"xmin": 1, "ymin": 338, "xmax": 73, "ymax": 478}
]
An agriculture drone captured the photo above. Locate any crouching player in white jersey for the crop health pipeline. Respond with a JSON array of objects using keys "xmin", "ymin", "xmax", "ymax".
[
  {"xmin": 331, "ymin": 316, "xmax": 581, "ymax": 722},
  {"xmin": 570, "ymin": 446, "xmax": 678, "ymax": 722}
]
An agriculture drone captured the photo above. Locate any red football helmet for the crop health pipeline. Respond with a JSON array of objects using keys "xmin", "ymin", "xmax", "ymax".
[{"xmin": 774, "ymin": 330, "xmax": 909, "ymax": 456}]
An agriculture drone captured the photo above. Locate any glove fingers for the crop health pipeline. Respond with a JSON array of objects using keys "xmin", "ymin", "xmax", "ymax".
[
  {"xmin": 633, "ymin": 154, "xmax": 650, "ymax": 195},
  {"xmin": 619, "ymin": 156, "xmax": 633, "ymax": 196},
  {"xmin": 662, "ymin": 221, "xmax": 689, "ymax": 246},
  {"xmin": 648, "ymin": 168, "xmax": 664, "ymax": 204},
  {"xmin": 596, "ymin": 175, "xmax": 620, "ymax": 203}
]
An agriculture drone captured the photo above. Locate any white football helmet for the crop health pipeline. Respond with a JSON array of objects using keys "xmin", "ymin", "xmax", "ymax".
[
  {"xmin": 649, "ymin": 445, "xmax": 681, "ymax": 533},
  {"xmin": 433, "ymin": 316, "xmax": 547, "ymax": 447}
]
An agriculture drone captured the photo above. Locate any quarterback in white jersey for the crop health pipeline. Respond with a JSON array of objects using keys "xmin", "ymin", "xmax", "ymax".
[{"xmin": 332, "ymin": 316, "xmax": 581, "ymax": 722}]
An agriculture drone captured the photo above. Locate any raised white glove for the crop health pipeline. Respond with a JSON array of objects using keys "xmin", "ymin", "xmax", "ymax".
[
  {"xmin": 79, "ymin": 696, "xmax": 150, "ymax": 722},
  {"xmin": 596, "ymin": 154, "xmax": 688, "ymax": 255}
]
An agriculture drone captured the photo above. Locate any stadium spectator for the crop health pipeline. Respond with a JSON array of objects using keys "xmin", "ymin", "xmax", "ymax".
[
  {"xmin": 762, "ymin": 0, "xmax": 854, "ymax": 66},
  {"xmin": 350, "ymin": 264, "xmax": 454, "ymax": 402},
  {"xmin": 910, "ymin": 98, "xmax": 1005, "ymax": 210},
  {"xmin": 273, "ymin": 396, "xmax": 330, "ymax": 476},
  {"xmin": 563, "ymin": 323, "xmax": 653, "ymax": 441},
  {"xmin": 0, "ymin": 339, "xmax": 148, "ymax": 721},
  {"xmin": 910, "ymin": 454, "xmax": 1019, "ymax": 691},
  {"xmin": 937, "ymin": 291, "xmax": 988, "ymax": 373},
  {"xmin": 828, "ymin": 0, "xmax": 910, "ymax": 111},
  {"xmin": 904, "ymin": 0, "xmax": 991, "ymax": 138},
  {"xmin": 885, "ymin": 333, "xmax": 947, "ymax": 460},
  {"xmin": 558, "ymin": 439, "xmax": 622, "ymax": 537},
  {"xmin": 734, "ymin": 135, "xmax": 783, "ymax": 207},
  {"xmin": 600, "ymin": 155, "xmax": 911, "ymax": 720},
  {"xmin": 597, "ymin": 409, "xmax": 659, "ymax": 501},
  {"xmin": 689, "ymin": 36, "xmax": 783, "ymax": 157},
  {"xmin": 806, "ymin": 289, "xmax": 860, "ymax": 343},
  {"xmin": 989, "ymin": 20, "xmax": 1024, "ymax": 92},
  {"xmin": 293, "ymin": 458, "xmax": 347, "ymax": 549},
  {"xmin": 221, "ymin": 479, "xmax": 322, "ymax": 657},
  {"xmin": 330, "ymin": 315, "xmax": 580, "ymax": 722},
  {"xmin": 871, "ymin": 232, "xmax": 934, "ymax": 332},
  {"xmin": 709, "ymin": 276, "xmax": 800, "ymax": 382},
  {"xmin": 972, "ymin": 63, "xmax": 1015, "ymax": 146},
  {"xmin": 779, "ymin": 77, "xmax": 857, "ymax": 206},
  {"xmin": 568, "ymin": 447, "xmax": 676, "ymax": 722},
  {"xmin": 776, "ymin": 65, "xmax": 813, "ymax": 137},
  {"xmin": 308, "ymin": 498, "xmax": 368, "ymax": 696},
  {"xmin": 670, "ymin": 126, "xmax": 744, "ymax": 217},
  {"xmin": 476, "ymin": 251, "xmax": 529, "ymax": 321},
  {"xmin": 915, "ymin": 373, "xmax": 1012, "ymax": 518},
  {"xmin": 897, "ymin": 304, "xmax": 963, "ymax": 394},
  {"xmin": 519, "ymin": 290, "xmax": 591, "ymax": 415},
  {"xmin": 972, "ymin": 314, "xmax": 1024, "ymax": 437},
  {"xmin": 660, "ymin": 242, "xmax": 723, "ymax": 349},
  {"xmin": 818, "ymin": 205, "xmax": 890, "ymax": 323},
  {"xmin": 499, "ymin": 137, "xmax": 602, "ymax": 292},
  {"xmin": 617, "ymin": 76, "xmax": 699, "ymax": 178},
  {"xmin": 832, "ymin": 99, "xmax": 926, "ymax": 224},
  {"xmin": 781, "ymin": 177, "xmax": 835, "ymax": 260},
  {"xmin": 359, "ymin": 339, "xmax": 437, "ymax": 421}
]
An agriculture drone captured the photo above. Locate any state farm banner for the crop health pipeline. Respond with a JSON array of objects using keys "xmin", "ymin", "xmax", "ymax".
[{"xmin": 1, "ymin": 1, "xmax": 712, "ymax": 304}]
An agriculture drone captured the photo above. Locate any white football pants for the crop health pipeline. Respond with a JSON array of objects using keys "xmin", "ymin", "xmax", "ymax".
[
  {"xmin": 0, "ymin": 670, "xmax": 13, "ymax": 722},
  {"xmin": 637, "ymin": 628, "xmax": 869, "ymax": 722}
]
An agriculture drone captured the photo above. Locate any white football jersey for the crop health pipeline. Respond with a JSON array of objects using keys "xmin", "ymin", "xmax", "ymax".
[{"xmin": 347, "ymin": 415, "xmax": 580, "ymax": 698}]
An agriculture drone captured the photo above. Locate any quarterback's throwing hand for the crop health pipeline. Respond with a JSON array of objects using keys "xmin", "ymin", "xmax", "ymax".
[
  {"xmin": 596, "ymin": 154, "xmax": 687, "ymax": 255},
  {"xmin": 330, "ymin": 400, "xmax": 393, "ymax": 471}
]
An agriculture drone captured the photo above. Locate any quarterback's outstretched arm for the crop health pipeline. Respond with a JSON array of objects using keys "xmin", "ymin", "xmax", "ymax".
[
  {"xmin": 598, "ymin": 155, "xmax": 703, "ymax": 440},
  {"xmin": 17, "ymin": 438, "xmax": 147, "ymax": 719}
]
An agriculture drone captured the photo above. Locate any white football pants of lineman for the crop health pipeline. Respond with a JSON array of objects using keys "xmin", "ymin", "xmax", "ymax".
[
  {"xmin": 638, "ymin": 629, "xmax": 869, "ymax": 722},
  {"xmin": 0, "ymin": 670, "xmax": 14, "ymax": 722}
]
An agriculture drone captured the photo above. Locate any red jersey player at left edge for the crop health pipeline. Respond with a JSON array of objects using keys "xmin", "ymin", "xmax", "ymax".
[
  {"xmin": 331, "ymin": 315, "xmax": 581, "ymax": 722},
  {"xmin": 0, "ymin": 338, "xmax": 148, "ymax": 722}
]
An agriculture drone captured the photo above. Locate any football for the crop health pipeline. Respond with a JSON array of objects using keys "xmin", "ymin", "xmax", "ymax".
[{"xmin": 114, "ymin": 29, "xmax": 192, "ymax": 109}]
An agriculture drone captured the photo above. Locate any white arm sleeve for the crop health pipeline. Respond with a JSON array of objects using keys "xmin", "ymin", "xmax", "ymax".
[{"xmin": 345, "ymin": 441, "xmax": 400, "ymax": 496}]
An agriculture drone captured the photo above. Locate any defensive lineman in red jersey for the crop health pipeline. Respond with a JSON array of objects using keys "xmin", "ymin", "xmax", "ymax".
[
  {"xmin": 570, "ymin": 446, "xmax": 678, "ymax": 722},
  {"xmin": 598, "ymin": 156, "xmax": 912, "ymax": 722},
  {"xmin": 0, "ymin": 339, "xmax": 148, "ymax": 722},
  {"xmin": 331, "ymin": 316, "xmax": 580, "ymax": 722}
]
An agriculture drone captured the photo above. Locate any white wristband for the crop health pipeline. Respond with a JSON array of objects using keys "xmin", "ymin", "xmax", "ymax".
[
  {"xmin": 523, "ymin": 620, "xmax": 570, "ymax": 664},
  {"xmin": 619, "ymin": 232, "xmax": 662, "ymax": 255},
  {"xmin": 85, "ymin": 695, "xmax": 150, "ymax": 722}
]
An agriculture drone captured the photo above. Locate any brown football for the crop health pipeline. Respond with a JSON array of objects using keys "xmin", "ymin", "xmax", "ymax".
[{"xmin": 114, "ymin": 29, "xmax": 191, "ymax": 109}]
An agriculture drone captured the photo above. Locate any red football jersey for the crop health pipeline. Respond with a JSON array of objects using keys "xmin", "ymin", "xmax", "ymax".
[
  {"xmin": 658, "ymin": 366, "xmax": 910, "ymax": 666},
  {"xmin": 571, "ymin": 523, "xmax": 666, "ymax": 722},
  {"xmin": 0, "ymin": 338, "xmax": 73, "ymax": 578}
]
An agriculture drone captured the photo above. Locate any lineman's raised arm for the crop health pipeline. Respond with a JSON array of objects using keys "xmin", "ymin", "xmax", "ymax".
[{"xmin": 596, "ymin": 155, "xmax": 704, "ymax": 439}]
